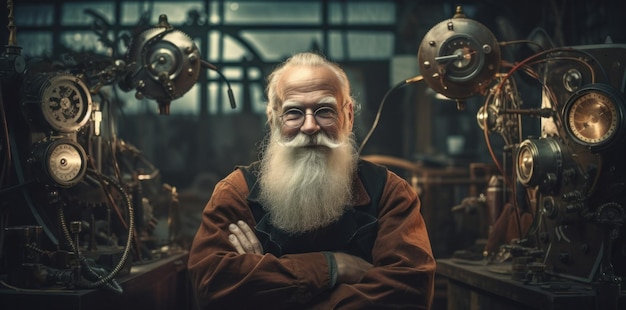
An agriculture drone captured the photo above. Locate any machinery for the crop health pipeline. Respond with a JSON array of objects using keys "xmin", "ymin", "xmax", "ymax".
[
  {"xmin": 416, "ymin": 5, "xmax": 625, "ymax": 308},
  {"xmin": 2, "ymin": 1, "xmax": 624, "ymax": 306},
  {"xmin": 0, "ymin": 2, "xmax": 233, "ymax": 293}
]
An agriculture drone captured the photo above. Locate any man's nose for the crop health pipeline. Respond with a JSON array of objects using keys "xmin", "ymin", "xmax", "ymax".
[{"xmin": 300, "ymin": 113, "xmax": 321, "ymax": 134}]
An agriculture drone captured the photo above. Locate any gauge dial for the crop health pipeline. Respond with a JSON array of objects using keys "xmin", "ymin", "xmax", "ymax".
[
  {"xmin": 34, "ymin": 139, "xmax": 87, "ymax": 187},
  {"xmin": 42, "ymin": 75, "xmax": 91, "ymax": 132},
  {"xmin": 24, "ymin": 73, "xmax": 92, "ymax": 132},
  {"xmin": 417, "ymin": 14, "xmax": 501, "ymax": 99},
  {"xmin": 567, "ymin": 92, "xmax": 617, "ymax": 143},
  {"xmin": 436, "ymin": 36, "xmax": 483, "ymax": 82},
  {"xmin": 564, "ymin": 84, "xmax": 625, "ymax": 151},
  {"xmin": 147, "ymin": 42, "xmax": 181, "ymax": 78},
  {"xmin": 125, "ymin": 26, "xmax": 200, "ymax": 103}
]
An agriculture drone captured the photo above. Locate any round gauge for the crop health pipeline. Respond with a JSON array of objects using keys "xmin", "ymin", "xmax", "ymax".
[
  {"xmin": 563, "ymin": 84, "xmax": 626, "ymax": 152},
  {"xmin": 147, "ymin": 42, "xmax": 181, "ymax": 78},
  {"xmin": 24, "ymin": 73, "xmax": 92, "ymax": 132},
  {"xmin": 124, "ymin": 24, "xmax": 200, "ymax": 103},
  {"xmin": 33, "ymin": 139, "xmax": 87, "ymax": 187},
  {"xmin": 436, "ymin": 35, "xmax": 483, "ymax": 83},
  {"xmin": 516, "ymin": 138, "xmax": 565, "ymax": 192},
  {"xmin": 417, "ymin": 8, "xmax": 501, "ymax": 99}
]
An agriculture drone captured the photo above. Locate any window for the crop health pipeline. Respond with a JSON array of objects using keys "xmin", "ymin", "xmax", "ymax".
[{"xmin": 14, "ymin": 0, "xmax": 396, "ymax": 115}]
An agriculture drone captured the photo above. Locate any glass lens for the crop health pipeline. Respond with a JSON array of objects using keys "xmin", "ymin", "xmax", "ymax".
[
  {"xmin": 314, "ymin": 107, "xmax": 338, "ymax": 126},
  {"xmin": 281, "ymin": 109, "xmax": 304, "ymax": 127},
  {"xmin": 280, "ymin": 107, "xmax": 338, "ymax": 128}
]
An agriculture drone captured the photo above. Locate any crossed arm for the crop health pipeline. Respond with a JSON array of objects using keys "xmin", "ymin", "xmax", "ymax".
[
  {"xmin": 189, "ymin": 170, "xmax": 436, "ymax": 308},
  {"xmin": 227, "ymin": 220, "xmax": 373, "ymax": 284}
]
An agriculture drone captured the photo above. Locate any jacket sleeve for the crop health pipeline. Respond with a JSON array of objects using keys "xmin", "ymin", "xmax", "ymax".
[
  {"xmin": 309, "ymin": 171, "xmax": 436, "ymax": 309},
  {"xmin": 187, "ymin": 170, "xmax": 335, "ymax": 309}
]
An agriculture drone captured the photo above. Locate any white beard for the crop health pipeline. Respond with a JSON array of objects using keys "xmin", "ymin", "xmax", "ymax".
[{"xmin": 258, "ymin": 129, "xmax": 358, "ymax": 235}]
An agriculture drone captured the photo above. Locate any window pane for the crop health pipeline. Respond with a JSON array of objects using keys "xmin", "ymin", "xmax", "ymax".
[
  {"xmin": 18, "ymin": 32, "xmax": 53, "ymax": 58},
  {"xmin": 115, "ymin": 85, "xmax": 150, "ymax": 114},
  {"xmin": 329, "ymin": 2, "xmax": 395, "ymax": 24},
  {"xmin": 209, "ymin": 32, "xmax": 250, "ymax": 62},
  {"xmin": 224, "ymin": 1, "xmax": 320, "ymax": 24},
  {"xmin": 62, "ymin": 2, "xmax": 114, "ymax": 26},
  {"xmin": 221, "ymin": 67, "xmax": 242, "ymax": 80},
  {"xmin": 240, "ymin": 30, "xmax": 323, "ymax": 61},
  {"xmin": 209, "ymin": 83, "xmax": 242, "ymax": 114},
  {"xmin": 151, "ymin": 2, "xmax": 205, "ymax": 24},
  {"xmin": 121, "ymin": 2, "xmax": 204, "ymax": 25},
  {"xmin": 250, "ymin": 83, "xmax": 266, "ymax": 114},
  {"xmin": 15, "ymin": 5, "xmax": 54, "ymax": 26},
  {"xmin": 121, "ymin": 3, "xmax": 152, "ymax": 25},
  {"xmin": 209, "ymin": 2, "xmax": 221, "ymax": 24},
  {"xmin": 248, "ymin": 67, "xmax": 261, "ymax": 80},
  {"xmin": 61, "ymin": 31, "xmax": 111, "ymax": 54},
  {"xmin": 329, "ymin": 31, "xmax": 394, "ymax": 60}
]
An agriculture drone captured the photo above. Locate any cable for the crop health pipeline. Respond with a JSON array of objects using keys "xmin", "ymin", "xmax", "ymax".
[
  {"xmin": 0, "ymin": 83, "xmax": 12, "ymax": 191},
  {"xmin": 201, "ymin": 60, "xmax": 237, "ymax": 109},
  {"xmin": 57, "ymin": 172, "xmax": 135, "ymax": 293},
  {"xmin": 358, "ymin": 76, "xmax": 423, "ymax": 154}
]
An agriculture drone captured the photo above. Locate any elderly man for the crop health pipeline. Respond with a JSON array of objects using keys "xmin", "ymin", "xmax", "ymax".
[{"xmin": 188, "ymin": 52, "xmax": 435, "ymax": 309}]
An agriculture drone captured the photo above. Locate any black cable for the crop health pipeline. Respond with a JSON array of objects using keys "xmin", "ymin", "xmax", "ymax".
[
  {"xmin": 201, "ymin": 60, "xmax": 237, "ymax": 109},
  {"xmin": 358, "ymin": 76, "xmax": 423, "ymax": 154}
]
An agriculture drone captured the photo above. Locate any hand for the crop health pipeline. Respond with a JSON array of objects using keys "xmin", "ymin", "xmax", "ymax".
[
  {"xmin": 228, "ymin": 220, "xmax": 263, "ymax": 255},
  {"xmin": 333, "ymin": 252, "xmax": 373, "ymax": 284}
]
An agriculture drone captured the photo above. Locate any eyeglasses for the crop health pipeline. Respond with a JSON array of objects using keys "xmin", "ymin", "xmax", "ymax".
[{"xmin": 280, "ymin": 106, "xmax": 339, "ymax": 128}]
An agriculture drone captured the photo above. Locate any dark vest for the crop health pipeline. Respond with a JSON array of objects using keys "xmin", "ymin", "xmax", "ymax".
[{"xmin": 238, "ymin": 160, "xmax": 387, "ymax": 263}]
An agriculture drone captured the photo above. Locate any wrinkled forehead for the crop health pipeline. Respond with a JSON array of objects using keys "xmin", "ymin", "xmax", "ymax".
[{"xmin": 277, "ymin": 65, "xmax": 343, "ymax": 101}]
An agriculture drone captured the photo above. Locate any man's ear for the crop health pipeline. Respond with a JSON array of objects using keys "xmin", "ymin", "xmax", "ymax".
[
  {"xmin": 266, "ymin": 105, "xmax": 277, "ymax": 129},
  {"xmin": 344, "ymin": 101, "xmax": 354, "ymax": 131}
]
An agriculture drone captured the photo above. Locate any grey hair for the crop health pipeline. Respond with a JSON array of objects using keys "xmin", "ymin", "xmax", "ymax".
[{"xmin": 265, "ymin": 52, "xmax": 357, "ymax": 129}]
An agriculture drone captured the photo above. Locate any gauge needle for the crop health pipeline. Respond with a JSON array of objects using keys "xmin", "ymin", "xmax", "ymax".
[
  {"xmin": 435, "ymin": 54, "xmax": 463, "ymax": 63},
  {"xmin": 435, "ymin": 50, "xmax": 476, "ymax": 63}
]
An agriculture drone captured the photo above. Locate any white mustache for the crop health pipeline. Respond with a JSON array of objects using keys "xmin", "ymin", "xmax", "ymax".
[{"xmin": 278, "ymin": 132, "xmax": 343, "ymax": 149}]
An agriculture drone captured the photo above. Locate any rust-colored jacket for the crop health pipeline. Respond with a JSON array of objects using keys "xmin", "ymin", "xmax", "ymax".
[{"xmin": 187, "ymin": 160, "xmax": 436, "ymax": 309}]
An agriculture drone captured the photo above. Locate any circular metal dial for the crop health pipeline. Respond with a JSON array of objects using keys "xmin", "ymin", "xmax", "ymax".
[
  {"xmin": 24, "ymin": 73, "xmax": 92, "ymax": 132},
  {"xmin": 515, "ymin": 138, "xmax": 565, "ymax": 191},
  {"xmin": 147, "ymin": 42, "xmax": 181, "ymax": 78},
  {"xmin": 564, "ymin": 84, "xmax": 625, "ymax": 151},
  {"xmin": 124, "ymin": 27, "xmax": 200, "ymax": 102},
  {"xmin": 34, "ymin": 139, "xmax": 87, "ymax": 187},
  {"xmin": 567, "ymin": 92, "xmax": 616, "ymax": 143},
  {"xmin": 418, "ymin": 16, "xmax": 500, "ymax": 99},
  {"xmin": 436, "ymin": 36, "xmax": 483, "ymax": 82},
  {"xmin": 42, "ymin": 75, "xmax": 92, "ymax": 132}
]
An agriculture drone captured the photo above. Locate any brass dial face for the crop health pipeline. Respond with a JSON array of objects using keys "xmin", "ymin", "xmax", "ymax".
[
  {"xmin": 42, "ymin": 140, "xmax": 86, "ymax": 187},
  {"xmin": 564, "ymin": 84, "xmax": 625, "ymax": 151},
  {"xmin": 568, "ymin": 92, "xmax": 617, "ymax": 143},
  {"xmin": 35, "ymin": 74, "xmax": 92, "ymax": 132},
  {"xmin": 417, "ymin": 16, "xmax": 500, "ymax": 99}
]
